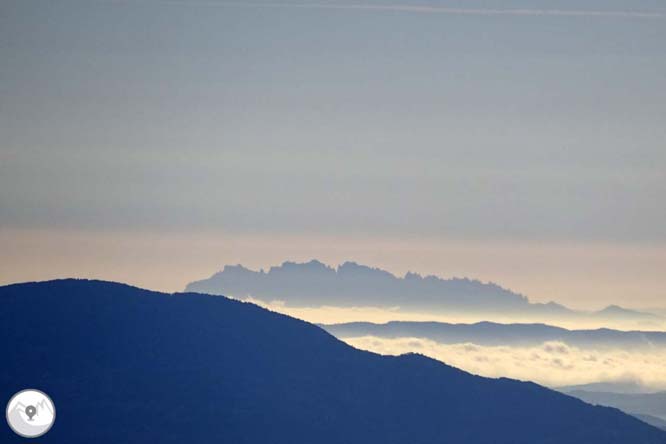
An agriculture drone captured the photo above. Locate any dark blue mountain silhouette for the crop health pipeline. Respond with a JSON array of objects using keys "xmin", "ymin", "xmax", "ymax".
[
  {"xmin": 323, "ymin": 320, "xmax": 666, "ymax": 349},
  {"xmin": 185, "ymin": 260, "xmax": 661, "ymax": 324},
  {"xmin": 1, "ymin": 279, "xmax": 665, "ymax": 443},
  {"xmin": 186, "ymin": 260, "xmax": 533, "ymax": 311}
]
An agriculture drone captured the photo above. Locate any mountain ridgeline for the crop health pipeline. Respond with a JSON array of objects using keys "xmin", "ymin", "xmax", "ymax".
[
  {"xmin": 562, "ymin": 390, "xmax": 666, "ymax": 427},
  {"xmin": 322, "ymin": 321, "xmax": 666, "ymax": 350},
  {"xmin": 186, "ymin": 260, "xmax": 538, "ymax": 311},
  {"xmin": 185, "ymin": 260, "xmax": 661, "ymax": 323},
  {"xmin": 1, "ymin": 280, "xmax": 665, "ymax": 443}
]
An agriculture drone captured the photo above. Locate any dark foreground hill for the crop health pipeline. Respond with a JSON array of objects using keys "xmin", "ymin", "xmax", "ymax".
[{"xmin": 1, "ymin": 280, "xmax": 665, "ymax": 444}]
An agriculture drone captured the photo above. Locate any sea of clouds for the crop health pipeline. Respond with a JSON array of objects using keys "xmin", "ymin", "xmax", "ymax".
[{"xmin": 343, "ymin": 336, "xmax": 666, "ymax": 390}]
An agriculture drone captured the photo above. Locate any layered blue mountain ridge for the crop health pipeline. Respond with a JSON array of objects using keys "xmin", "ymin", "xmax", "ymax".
[
  {"xmin": 1, "ymin": 279, "xmax": 665, "ymax": 443},
  {"xmin": 186, "ymin": 260, "xmax": 661, "ymax": 323},
  {"xmin": 322, "ymin": 320, "xmax": 666, "ymax": 349}
]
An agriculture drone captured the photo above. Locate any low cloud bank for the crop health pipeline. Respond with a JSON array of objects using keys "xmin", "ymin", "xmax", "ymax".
[
  {"xmin": 343, "ymin": 336, "xmax": 666, "ymax": 391},
  {"xmin": 243, "ymin": 297, "xmax": 666, "ymax": 389}
]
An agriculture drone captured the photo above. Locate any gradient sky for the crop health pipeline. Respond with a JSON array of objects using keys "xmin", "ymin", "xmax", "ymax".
[{"xmin": 1, "ymin": 0, "xmax": 665, "ymax": 309}]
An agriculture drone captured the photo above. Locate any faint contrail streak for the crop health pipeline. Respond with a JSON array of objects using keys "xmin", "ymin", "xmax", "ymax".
[{"xmin": 138, "ymin": 1, "xmax": 666, "ymax": 19}]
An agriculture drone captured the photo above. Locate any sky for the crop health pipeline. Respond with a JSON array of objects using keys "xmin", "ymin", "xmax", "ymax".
[{"xmin": 1, "ymin": 0, "xmax": 665, "ymax": 309}]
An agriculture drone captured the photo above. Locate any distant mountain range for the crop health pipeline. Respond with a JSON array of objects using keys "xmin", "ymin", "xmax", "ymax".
[
  {"xmin": 185, "ymin": 260, "xmax": 662, "ymax": 324},
  {"xmin": 1, "ymin": 279, "xmax": 665, "ymax": 443},
  {"xmin": 561, "ymin": 389, "xmax": 666, "ymax": 431},
  {"xmin": 322, "ymin": 320, "xmax": 666, "ymax": 350},
  {"xmin": 559, "ymin": 381, "xmax": 657, "ymax": 395}
]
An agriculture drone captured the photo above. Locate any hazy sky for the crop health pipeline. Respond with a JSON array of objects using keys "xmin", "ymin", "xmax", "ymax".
[{"xmin": 1, "ymin": 0, "xmax": 665, "ymax": 308}]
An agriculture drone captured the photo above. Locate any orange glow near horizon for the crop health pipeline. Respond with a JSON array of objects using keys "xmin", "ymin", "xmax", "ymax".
[{"xmin": 2, "ymin": 227, "xmax": 665, "ymax": 312}]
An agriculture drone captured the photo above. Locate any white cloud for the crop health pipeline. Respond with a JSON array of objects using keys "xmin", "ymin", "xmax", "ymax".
[{"xmin": 343, "ymin": 336, "xmax": 666, "ymax": 391}]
